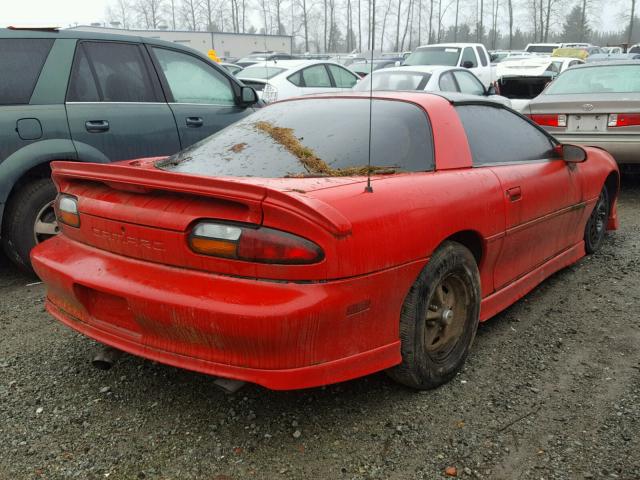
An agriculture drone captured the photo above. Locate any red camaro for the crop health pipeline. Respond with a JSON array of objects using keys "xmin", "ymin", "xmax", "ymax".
[{"xmin": 31, "ymin": 92, "xmax": 619, "ymax": 391}]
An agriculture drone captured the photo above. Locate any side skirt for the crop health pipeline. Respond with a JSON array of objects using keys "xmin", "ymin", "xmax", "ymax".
[{"xmin": 479, "ymin": 241, "xmax": 585, "ymax": 322}]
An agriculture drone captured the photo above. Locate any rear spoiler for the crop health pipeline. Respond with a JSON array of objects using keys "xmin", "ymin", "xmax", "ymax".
[{"xmin": 50, "ymin": 161, "xmax": 352, "ymax": 237}]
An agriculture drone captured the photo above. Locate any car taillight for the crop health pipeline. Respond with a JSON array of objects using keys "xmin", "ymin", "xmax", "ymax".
[
  {"xmin": 55, "ymin": 194, "xmax": 80, "ymax": 227},
  {"xmin": 528, "ymin": 114, "xmax": 567, "ymax": 127},
  {"xmin": 263, "ymin": 83, "xmax": 278, "ymax": 103},
  {"xmin": 607, "ymin": 113, "xmax": 640, "ymax": 127},
  {"xmin": 189, "ymin": 221, "xmax": 323, "ymax": 264}
]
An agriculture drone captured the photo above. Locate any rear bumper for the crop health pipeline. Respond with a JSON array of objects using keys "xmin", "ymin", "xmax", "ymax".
[
  {"xmin": 553, "ymin": 133, "xmax": 640, "ymax": 164},
  {"xmin": 32, "ymin": 236, "xmax": 425, "ymax": 390}
]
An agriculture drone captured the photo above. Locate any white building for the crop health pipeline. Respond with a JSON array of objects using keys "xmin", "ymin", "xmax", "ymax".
[{"xmin": 67, "ymin": 26, "xmax": 293, "ymax": 59}]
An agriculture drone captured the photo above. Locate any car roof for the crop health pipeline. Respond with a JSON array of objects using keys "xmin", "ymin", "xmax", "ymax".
[
  {"xmin": 369, "ymin": 65, "xmax": 458, "ymax": 74},
  {"xmin": 0, "ymin": 27, "xmax": 204, "ymax": 57},
  {"xmin": 239, "ymin": 59, "xmax": 330, "ymax": 69},
  {"xmin": 561, "ymin": 60, "xmax": 640, "ymax": 70}
]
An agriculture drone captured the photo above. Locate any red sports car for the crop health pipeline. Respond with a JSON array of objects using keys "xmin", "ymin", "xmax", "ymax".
[{"xmin": 31, "ymin": 92, "xmax": 619, "ymax": 391}]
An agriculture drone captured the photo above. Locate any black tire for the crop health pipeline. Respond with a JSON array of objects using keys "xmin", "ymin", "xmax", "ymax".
[
  {"xmin": 584, "ymin": 186, "xmax": 610, "ymax": 254},
  {"xmin": 387, "ymin": 241, "xmax": 481, "ymax": 390},
  {"xmin": 2, "ymin": 177, "xmax": 58, "ymax": 273}
]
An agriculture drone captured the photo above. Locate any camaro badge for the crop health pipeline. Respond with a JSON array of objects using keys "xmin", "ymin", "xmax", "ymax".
[{"xmin": 582, "ymin": 104, "xmax": 594, "ymax": 111}]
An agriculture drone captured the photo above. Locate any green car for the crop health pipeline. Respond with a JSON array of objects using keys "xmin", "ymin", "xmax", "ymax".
[{"xmin": 0, "ymin": 27, "xmax": 259, "ymax": 272}]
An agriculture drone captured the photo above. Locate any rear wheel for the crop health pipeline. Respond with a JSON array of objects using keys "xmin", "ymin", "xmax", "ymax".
[
  {"xmin": 2, "ymin": 178, "xmax": 59, "ymax": 273},
  {"xmin": 387, "ymin": 241, "xmax": 481, "ymax": 390},
  {"xmin": 584, "ymin": 186, "xmax": 610, "ymax": 254}
]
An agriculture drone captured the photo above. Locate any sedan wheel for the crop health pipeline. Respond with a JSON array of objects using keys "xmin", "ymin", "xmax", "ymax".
[{"xmin": 33, "ymin": 201, "xmax": 60, "ymax": 244}]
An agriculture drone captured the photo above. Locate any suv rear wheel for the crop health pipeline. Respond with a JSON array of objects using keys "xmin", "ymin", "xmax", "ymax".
[{"xmin": 2, "ymin": 178, "xmax": 58, "ymax": 273}]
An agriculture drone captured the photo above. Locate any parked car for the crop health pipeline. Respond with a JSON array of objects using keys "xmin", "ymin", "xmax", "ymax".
[
  {"xmin": 526, "ymin": 61, "xmax": 640, "ymax": 171},
  {"xmin": 525, "ymin": 43, "xmax": 561, "ymax": 54},
  {"xmin": 629, "ymin": 44, "xmax": 640, "ymax": 54},
  {"xmin": 587, "ymin": 53, "xmax": 640, "ymax": 63},
  {"xmin": 402, "ymin": 43, "xmax": 494, "ymax": 87},
  {"xmin": 31, "ymin": 92, "xmax": 619, "ymax": 391},
  {"xmin": 220, "ymin": 62, "xmax": 243, "ymax": 75},
  {"xmin": 235, "ymin": 52, "xmax": 294, "ymax": 68},
  {"xmin": 496, "ymin": 56, "xmax": 584, "ymax": 111},
  {"xmin": 350, "ymin": 59, "xmax": 401, "ymax": 77},
  {"xmin": 0, "ymin": 27, "xmax": 259, "ymax": 271},
  {"xmin": 601, "ymin": 47, "xmax": 624, "ymax": 54},
  {"xmin": 353, "ymin": 65, "xmax": 511, "ymax": 107},
  {"xmin": 489, "ymin": 50, "xmax": 531, "ymax": 63},
  {"xmin": 237, "ymin": 60, "xmax": 359, "ymax": 103}
]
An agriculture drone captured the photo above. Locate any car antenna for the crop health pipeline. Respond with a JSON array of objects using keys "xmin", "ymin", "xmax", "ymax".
[{"xmin": 365, "ymin": 0, "xmax": 376, "ymax": 193}]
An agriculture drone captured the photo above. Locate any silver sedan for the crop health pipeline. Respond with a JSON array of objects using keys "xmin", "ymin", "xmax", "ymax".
[{"xmin": 526, "ymin": 61, "xmax": 640, "ymax": 168}]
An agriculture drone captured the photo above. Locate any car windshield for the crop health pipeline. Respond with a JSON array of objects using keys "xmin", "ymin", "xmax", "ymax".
[
  {"xmin": 237, "ymin": 66, "xmax": 286, "ymax": 79},
  {"xmin": 403, "ymin": 47, "xmax": 460, "ymax": 67},
  {"xmin": 157, "ymin": 98, "xmax": 434, "ymax": 177},
  {"xmin": 544, "ymin": 65, "xmax": 640, "ymax": 94},
  {"xmin": 353, "ymin": 71, "xmax": 431, "ymax": 91},
  {"xmin": 527, "ymin": 45, "xmax": 557, "ymax": 53}
]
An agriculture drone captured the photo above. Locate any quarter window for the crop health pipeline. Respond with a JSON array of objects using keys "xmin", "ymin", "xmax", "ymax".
[
  {"xmin": 456, "ymin": 105, "xmax": 556, "ymax": 165},
  {"xmin": 452, "ymin": 71, "xmax": 485, "ymax": 96},
  {"xmin": 152, "ymin": 47, "xmax": 235, "ymax": 105},
  {"xmin": 328, "ymin": 65, "xmax": 358, "ymax": 87},
  {"xmin": 476, "ymin": 47, "xmax": 488, "ymax": 66},
  {"xmin": 67, "ymin": 42, "xmax": 157, "ymax": 102},
  {"xmin": 0, "ymin": 38, "xmax": 54, "ymax": 105},
  {"xmin": 301, "ymin": 65, "xmax": 332, "ymax": 87},
  {"xmin": 438, "ymin": 72, "xmax": 458, "ymax": 92}
]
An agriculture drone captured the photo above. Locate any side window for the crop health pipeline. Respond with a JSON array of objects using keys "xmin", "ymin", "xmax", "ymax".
[
  {"xmin": 476, "ymin": 47, "xmax": 488, "ymax": 66},
  {"xmin": 152, "ymin": 47, "xmax": 235, "ymax": 105},
  {"xmin": 438, "ymin": 72, "xmax": 459, "ymax": 92},
  {"xmin": 461, "ymin": 47, "xmax": 478, "ymax": 68},
  {"xmin": 0, "ymin": 38, "xmax": 54, "ymax": 105},
  {"xmin": 301, "ymin": 65, "xmax": 332, "ymax": 88},
  {"xmin": 287, "ymin": 70, "xmax": 304, "ymax": 87},
  {"xmin": 73, "ymin": 42, "xmax": 157, "ymax": 102},
  {"xmin": 67, "ymin": 44, "xmax": 100, "ymax": 102},
  {"xmin": 328, "ymin": 64, "xmax": 358, "ymax": 88},
  {"xmin": 456, "ymin": 105, "xmax": 555, "ymax": 165},
  {"xmin": 452, "ymin": 71, "xmax": 485, "ymax": 96}
]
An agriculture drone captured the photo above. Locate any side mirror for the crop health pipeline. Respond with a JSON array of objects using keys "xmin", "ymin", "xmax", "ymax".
[
  {"xmin": 462, "ymin": 60, "xmax": 474, "ymax": 68},
  {"xmin": 560, "ymin": 144, "xmax": 587, "ymax": 163},
  {"xmin": 240, "ymin": 86, "xmax": 258, "ymax": 106},
  {"xmin": 486, "ymin": 84, "xmax": 497, "ymax": 96},
  {"xmin": 394, "ymin": 60, "xmax": 401, "ymax": 67}
]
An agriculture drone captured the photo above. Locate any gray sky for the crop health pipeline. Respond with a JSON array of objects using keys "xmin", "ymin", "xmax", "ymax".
[
  {"xmin": 1, "ymin": 0, "xmax": 110, "ymax": 28},
  {"xmin": 0, "ymin": 0, "xmax": 623, "ymax": 35}
]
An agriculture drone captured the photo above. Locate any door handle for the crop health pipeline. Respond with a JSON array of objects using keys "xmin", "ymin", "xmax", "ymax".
[
  {"xmin": 85, "ymin": 120, "xmax": 109, "ymax": 132},
  {"xmin": 186, "ymin": 117, "xmax": 203, "ymax": 127},
  {"xmin": 506, "ymin": 186, "xmax": 522, "ymax": 202}
]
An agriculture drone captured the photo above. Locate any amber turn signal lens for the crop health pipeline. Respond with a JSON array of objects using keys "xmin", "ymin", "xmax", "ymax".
[
  {"xmin": 56, "ymin": 194, "xmax": 80, "ymax": 227},
  {"xmin": 190, "ymin": 237, "xmax": 237, "ymax": 258}
]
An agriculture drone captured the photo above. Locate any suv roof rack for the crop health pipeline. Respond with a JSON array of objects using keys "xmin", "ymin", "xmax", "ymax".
[{"xmin": 8, "ymin": 26, "xmax": 60, "ymax": 31}]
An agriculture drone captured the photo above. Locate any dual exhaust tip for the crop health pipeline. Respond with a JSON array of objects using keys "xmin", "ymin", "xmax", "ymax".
[{"xmin": 91, "ymin": 345, "xmax": 246, "ymax": 394}]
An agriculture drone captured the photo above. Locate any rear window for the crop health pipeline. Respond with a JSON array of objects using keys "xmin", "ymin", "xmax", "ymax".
[
  {"xmin": 353, "ymin": 71, "xmax": 431, "ymax": 91},
  {"xmin": 0, "ymin": 38, "xmax": 54, "ymax": 105},
  {"xmin": 238, "ymin": 66, "xmax": 286, "ymax": 79},
  {"xmin": 404, "ymin": 47, "xmax": 461, "ymax": 67},
  {"xmin": 158, "ymin": 98, "xmax": 434, "ymax": 177},
  {"xmin": 544, "ymin": 65, "xmax": 640, "ymax": 94}
]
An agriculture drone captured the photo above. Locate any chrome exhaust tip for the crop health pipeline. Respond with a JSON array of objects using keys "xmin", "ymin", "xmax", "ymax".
[{"xmin": 91, "ymin": 346, "xmax": 123, "ymax": 370}]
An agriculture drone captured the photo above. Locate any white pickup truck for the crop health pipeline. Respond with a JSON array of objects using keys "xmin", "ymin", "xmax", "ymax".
[{"xmin": 402, "ymin": 43, "xmax": 495, "ymax": 87}]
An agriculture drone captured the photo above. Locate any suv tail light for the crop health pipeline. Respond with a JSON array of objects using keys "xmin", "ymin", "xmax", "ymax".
[
  {"xmin": 607, "ymin": 113, "xmax": 640, "ymax": 127},
  {"xmin": 528, "ymin": 114, "xmax": 567, "ymax": 127},
  {"xmin": 189, "ymin": 221, "xmax": 324, "ymax": 264},
  {"xmin": 55, "ymin": 194, "xmax": 80, "ymax": 227}
]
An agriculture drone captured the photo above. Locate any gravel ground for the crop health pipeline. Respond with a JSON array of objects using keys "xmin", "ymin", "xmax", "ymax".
[{"xmin": 1, "ymin": 178, "xmax": 639, "ymax": 480}]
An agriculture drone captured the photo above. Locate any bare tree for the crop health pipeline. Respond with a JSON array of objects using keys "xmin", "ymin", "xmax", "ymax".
[
  {"xmin": 394, "ymin": 0, "xmax": 403, "ymax": 50},
  {"xmin": 135, "ymin": 0, "xmax": 165, "ymax": 28},
  {"xmin": 453, "ymin": 0, "xmax": 460, "ymax": 41},
  {"xmin": 507, "ymin": 0, "xmax": 513, "ymax": 48},
  {"xmin": 180, "ymin": 0, "xmax": 200, "ymax": 30},
  {"xmin": 106, "ymin": 0, "xmax": 133, "ymax": 29},
  {"xmin": 630, "ymin": 0, "xmax": 637, "ymax": 44},
  {"xmin": 380, "ymin": 0, "xmax": 393, "ymax": 49},
  {"xmin": 166, "ymin": 0, "xmax": 176, "ymax": 29}
]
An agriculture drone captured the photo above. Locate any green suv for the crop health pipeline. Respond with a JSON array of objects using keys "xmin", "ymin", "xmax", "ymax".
[{"xmin": 0, "ymin": 27, "xmax": 259, "ymax": 271}]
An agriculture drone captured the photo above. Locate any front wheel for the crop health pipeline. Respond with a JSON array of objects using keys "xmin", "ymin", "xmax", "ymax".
[
  {"xmin": 584, "ymin": 186, "xmax": 610, "ymax": 254},
  {"xmin": 2, "ymin": 178, "xmax": 59, "ymax": 273},
  {"xmin": 387, "ymin": 241, "xmax": 481, "ymax": 390}
]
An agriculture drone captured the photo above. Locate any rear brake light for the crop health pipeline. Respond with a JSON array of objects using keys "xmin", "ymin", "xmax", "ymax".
[
  {"xmin": 608, "ymin": 113, "xmax": 640, "ymax": 127},
  {"xmin": 528, "ymin": 114, "xmax": 566, "ymax": 127},
  {"xmin": 55, "ymin": 194, "xmax": 80, "ymax": 227},
  {"xmin": 189, "ymin": 221, "xmax": 323, "ymax": 264},
  {"xmin": 263, "ymin": 83, "xmax": 278, "ymax": 103}
]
